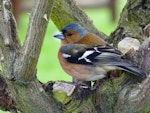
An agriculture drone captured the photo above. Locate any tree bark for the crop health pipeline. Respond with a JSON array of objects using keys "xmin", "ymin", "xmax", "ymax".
[
  {"xmin": 0, "ymin": 0, "xmax": 149, "ymax": 113},
  {"xmin": 0, "ymin": 0, "xmax": 62, "ymax": 113}
]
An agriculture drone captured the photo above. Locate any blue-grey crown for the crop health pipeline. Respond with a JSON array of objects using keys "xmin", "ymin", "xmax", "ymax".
[{"xmin": 62, "ymin": 23, "xmax": 89, "ymax": 40}]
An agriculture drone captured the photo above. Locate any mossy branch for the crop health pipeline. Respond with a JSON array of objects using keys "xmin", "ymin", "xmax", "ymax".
[{"xmin": 0, "ymin": 0, "xmax": 63, "ymax": 113}]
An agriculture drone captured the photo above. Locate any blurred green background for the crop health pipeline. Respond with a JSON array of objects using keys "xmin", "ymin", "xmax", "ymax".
[{"xmin": 0, "ymin": 0, "xmax": 126, "ymax": 112}]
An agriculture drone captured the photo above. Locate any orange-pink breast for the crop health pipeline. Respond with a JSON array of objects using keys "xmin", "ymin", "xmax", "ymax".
[{"xmin": 58, "ymin": 49, "xmax": 94, "ymax": 80}]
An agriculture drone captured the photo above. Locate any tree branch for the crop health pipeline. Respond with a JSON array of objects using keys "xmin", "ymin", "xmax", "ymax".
[
  {"xmin": 14, "ymin": 0, "xmax": 54, "ymax": 83},
  {"xmin": 0, "ymin": 73, "xmax": 16, "ymax": 111},
  {"xmin": 52, "ymin": 0, "xmax": 108, "ymax": 39},
  {"xmin": 0, "ymin": 0, "xmax": 21, "ymax": 79},
  {"xmin": 0, "ymin": 0, "xmax": 63, "ymax": 113},
  {"xmin": 109, "ymin": 0, "xmax": 150, "ymax": 46}
]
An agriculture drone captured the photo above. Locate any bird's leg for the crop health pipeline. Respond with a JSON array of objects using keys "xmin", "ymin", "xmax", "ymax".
[{"xmin": 72, "ymin": 78, "xmax": 91, "ymax": 89}]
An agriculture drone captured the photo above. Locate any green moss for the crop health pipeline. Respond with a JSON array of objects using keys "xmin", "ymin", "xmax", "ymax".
[
  {"xmin": 51, "ymin": 1, "xmax": 78, "ymax": 30},
  {"xmin": 138, "ymin": 106, "xmax": 150, "ymax": 113},
  {"xmin": 53, "ymin": 91, "xmax": 72, "ymax": 104},
  {"xmin": 64, "ymin": 95, "xmax": 96, "ymax": 113},
  {"xmin": 97, "ymin": 73, "xmax": 129, "ymax": 113}
]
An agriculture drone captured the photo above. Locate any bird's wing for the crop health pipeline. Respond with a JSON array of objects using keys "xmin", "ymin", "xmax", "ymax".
[
  {"xmin": 60, "ymin": 44, "xmax": 122, "ymax": 65},
  {"xmin": 61, "ymin": 44, "xmax": 148, "ymax": 77}
]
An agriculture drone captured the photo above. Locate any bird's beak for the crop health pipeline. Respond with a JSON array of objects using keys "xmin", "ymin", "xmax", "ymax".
[{"xmin": 53, "ymin": 32, "xmax": 65, "ymax": 40}]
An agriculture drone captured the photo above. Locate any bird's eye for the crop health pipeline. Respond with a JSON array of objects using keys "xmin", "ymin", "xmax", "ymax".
[{"xmin": 67, "ymin": 33, "xmax": 73, "ymax": 36}]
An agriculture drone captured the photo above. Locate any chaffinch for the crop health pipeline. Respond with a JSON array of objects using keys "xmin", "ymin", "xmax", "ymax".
[{"xmin": 54, "ymin": 23, "xmax": 148, "ymax": 81}]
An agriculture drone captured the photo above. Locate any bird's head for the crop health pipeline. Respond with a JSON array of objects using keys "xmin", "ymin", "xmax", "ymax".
[{"xmin": 54, "ymin": 23, "xmax": 89, "ymax": 44}]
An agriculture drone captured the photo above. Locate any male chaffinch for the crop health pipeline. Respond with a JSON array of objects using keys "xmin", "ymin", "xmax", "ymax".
[{"xmin": 54, "ymin": 23, "xmax": 148, "ymax": 81}]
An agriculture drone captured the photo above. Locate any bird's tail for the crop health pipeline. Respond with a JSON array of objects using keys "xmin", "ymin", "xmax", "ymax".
[{"xmin": 115, "ymin": 62, "xmax": 148, "ymax": 78}]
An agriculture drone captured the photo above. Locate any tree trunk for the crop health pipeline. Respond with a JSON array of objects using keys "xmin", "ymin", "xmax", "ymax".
[{"xmin": 0, "ymin": 0, "xmax": 150, "ymax": 113}]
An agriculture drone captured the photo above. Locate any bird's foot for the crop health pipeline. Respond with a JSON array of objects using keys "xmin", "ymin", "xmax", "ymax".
[{"xmin": 73, "ymin": 81, "xmax": 91, "ymax": 89}]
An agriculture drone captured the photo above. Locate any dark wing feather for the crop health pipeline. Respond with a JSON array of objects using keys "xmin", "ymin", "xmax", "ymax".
[
  {"xmin": 87, "ymin": 44, "xmax": 122, "ymax": 55},
  {"xmin": 61, "ymin": 44, "xmax": 122, "ymax": 65}
]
